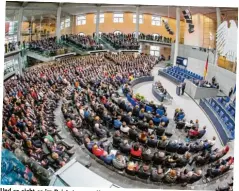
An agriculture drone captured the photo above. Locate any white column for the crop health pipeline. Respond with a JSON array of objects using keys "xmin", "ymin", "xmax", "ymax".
[
  {"xmin": 173, "ymin": 7, "xmax": 180, "ymax": 65},
  {"xmin": 18, "ymin": 52, "xmax": 22, "ymax": 76},
  {"xmin": 135, "ymin": 6, "xmax": 140, "ymax": 39},
  {"xmin": 95, "ymin": 6, "xmax": 100, "ymax": 42},
  {"xmin": 17, "ymin": 7, "xmax": 23, "ymax": 43},
  {"xmin": 56, "ymin": 5, "xmax": 62, "ymax": 41},
  {"xmin": 214, "ymin": 7, "xmax": 221, "ymax": 65}
]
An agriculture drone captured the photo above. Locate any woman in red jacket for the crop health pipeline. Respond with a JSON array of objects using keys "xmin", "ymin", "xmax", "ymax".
[
  {"xmin": 130, "ymin": 143, "xmax": 142, "ymax": 158},
  {"xmin": 92, "ymin": 144, "xmax": 104, "ymax": 157}
]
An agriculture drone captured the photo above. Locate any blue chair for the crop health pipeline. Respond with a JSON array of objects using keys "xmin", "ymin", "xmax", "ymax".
[
  {"xmin": 218, "ymin": 97, "xmax": 223, "ymax": 103},
  {"xmin": 211, "ymin": 101, "xmax": 216, "ymax": 108},
  {"xmin": 227, "ymin": 123, "xmax": 234, "ymax": 131},
  {"xmin": 219, "ymin": 111, "xmax": 224, "ymax": 118},
  {"xmin": 230, "ymin": 131, "xmax": 235, "ymax": 140},
  {"xmin": 230, "ymin": 110, "xmax": 235, "ymax": 117},
  {"xmin": 130, "ymin": 99, "xmax": 137, "ymax": 107},
  {"xmin": 226, "ymin": 105, "xmax": 231, "ymax": 111},
  {"xmin": 145, "ymin": 105, "xmax": 153, "ymax": 113},
  {"xmin": 178, "ymin": 114, "xmax": 185, "ymax": 121},
  {"xmin": 223, "ymin": 116, "xmax": 229, "ymax": 124},
  {"xmin": 215, "ymin": 106, "xmax": 220, "ymax": 113},
  {"xmin": 156, "ymin": 109, "xmax": 164, "ymax": 116}
]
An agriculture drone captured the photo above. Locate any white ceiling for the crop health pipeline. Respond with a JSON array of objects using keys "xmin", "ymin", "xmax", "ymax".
[{"xmin": 6, "ymin": 1, "xmax": 237, "ymax": 21}]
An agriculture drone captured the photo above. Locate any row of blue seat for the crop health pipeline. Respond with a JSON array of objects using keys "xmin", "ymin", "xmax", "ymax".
[
  {"xmin": 169, "ymin": 66, "xmax": 203, "ymax": 79},
  {"xmin": 163, "ymin": 67, "xmax": 203, "ymax": 83},
  {"xmin": 217, "ymin": 97, "xmax": 235, "ymax": 118},
  {"xmin": 207, "ymin": 98, "xmax": 235, "ymax": 139}
]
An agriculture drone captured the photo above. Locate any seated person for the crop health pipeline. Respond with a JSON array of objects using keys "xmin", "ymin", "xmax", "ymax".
[
  {"xmin": 155, "ymin": 126, "xmax": 165, "ymax": 136},
  {"xmin": 120, "ymin": 122, "xmax": 130, "ymax": 134},
  {"xmin": 119, "ymin": 140, "xmax": 131, "ymax": 154},
  {"xmin": 197, "ymin": 126, "xmax": 207, "ymax": 139},
  {"xmin": 177, "ymin": 143, "xmax": 189, "ymax": 155},
  {"xmin": 84, "ymin": 138, "xmax": 95, "ymax": 151},
  {"xmin": 132, "ymin": 105, "xmax": 140, "ymax": 117},
  {"xmin": 72, "ymin": 128, "xmax": 85, "ymax": 143},
  {"xmin": 166, "ymin": 140, "xmax": 180, "ymax": 153},
  {"xmin": 163, "ymin": 169, "xmax": 177, "ymax": 184},
  {"xmin": 152, "ymin": 151, "xmax": 165, "ymax": 165},
  {"xmin": 188, "ymin": 128, "xmax": 199, "ymax": 138},
  {"xmin": 161, "ymin": 113, "xmax": 169, "ymax": 127},
  {"xmin": 148, "ymin": 120, "xmax": 156, "ymax": 132},
  {"xmin": 147, "ymin": 134, "xmax": 158, "ymax": 148},
  {"xmin": 100, "ymin": 150, "xmax": 115, "ymax": 165},
  {"xmin": 209, "ymin": 145, "xmax": 230, "ymax": 163},
  {"xmin": 153, "ymin": 114, "xmax": 161, "ymax": 126},
  {"xmin": 157, "ymin": 136, "xmax": 168, "ymax": 150},
  {"xmin": 176, "ymin": 119, "xmax": 186, "ymax": 129},
  {"xmin": 130, "ymin": 142, "xmax": 142, "ymax": 159},
  {"xmin": 113, "ymin": 116, "xmax": 122, "ymax": 130},
  {"xmin": 92, "ymin": 144, "xmax": 105, "ymax": 157},
  {"xmin": 51, "ymin": 152, "xmax": 66, "ymax": 167},
  {"xmin": 112, "ymin": 152, "xmax": 127, "ymax": 170},
  {"xmin": 94, "ymin": 123, "xmax": 107, "ymax": 138},
  {"xmin": 129, "ymin": 125, "xmax": 138, "ymax": 141},
  {"xmin": 177, "ymin": 169, "xmax": 190, "ymax": 186},
  {"xmin": 126, "ymin": 161, "xmax": 139, "ymax": 175},
  {"xmin": 138, "ymin": 131, "xmax": 147, "ymax": 144},
  {"xmin": 151, "ymin": 167, "xmax": 165, "ymax": 182},
  {"xmin": 164, "ymin": 154, "xmax": 178, "ymax": 168},
  {"xmin": 142, "ymin": 148, "xmax": 153, "ymax": 163},
  {"xmin": 184, "ymin": 120, "xmax": 194, "ymax": 131},
  {"xmin": 137, "ymin": 163, "xmax": 151, "ymax": 179},
  {"xmin": 112, "ymin": 131, "xmax": 122, "ymax": 148},
  {"xmin": 176, "ymin": 152, "xmax": 191, "ymax": 167}
]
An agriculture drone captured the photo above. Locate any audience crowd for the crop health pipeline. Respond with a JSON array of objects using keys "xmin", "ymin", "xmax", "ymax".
[
  {"xmin": 2, "ymin": 52, "xmax": 233, "ymax": 187},
  {"xmin": 4, "ymin": 41, "xmax": 25, "ymax": 54},
  {"xmin": 102, "ymin": 33, "xmax": 140, "ymax": 50},
  {"xmin": 139, "ymin": 33, "xmax": 172, "ymax": 44},
  {"xmin": 61, "ymin": 34, "xmax": 104, "ymax": 51},
  {"xmin": 29, "ymin": 37, "xmax": 67, "ymax": 56}
]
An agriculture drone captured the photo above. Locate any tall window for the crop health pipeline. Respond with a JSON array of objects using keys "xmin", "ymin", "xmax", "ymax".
[
  {"xmin": 94, "ymin": 13, "xmax": 104, "ymax": 23},
  {"xmin": 113, "ymin": 13, "xmax": 124, "ymax": 23},
  {"xmin": 60, "ymin": 21, "xmax": 64, "ymax": 29},
  {"xmin": 76, "ymin": 15, "xmax": 86, "ymax": 25},
  {"xmin": 65, "ymin": 18, "xmax": 71, "ymax": 28},
  {"xmin": 150, "ymin": 45, "xmax": 160, "ymax": 57},
  {"xmin": 152, "ymin": 16, "xmax": 161, "ymax": 26},
  {"xmin": 133, "ymin": 14, "xmax": 143, "ymax": 24},
  {"xmin": 7, "ymin": 21, "xmax": 18, "ymax": 35}
]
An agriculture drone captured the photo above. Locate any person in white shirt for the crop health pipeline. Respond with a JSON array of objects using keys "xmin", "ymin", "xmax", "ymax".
[
  {"xmin": 208, "ymin": 136, "xmax": 216, "ymax": 147},
  {"xmin": 120, "ymin": 122, "xmax": 130, "ymax": 134},
  {"xmin": 79, "ymin": 106, "xmax": 85, "ymax": 119}
]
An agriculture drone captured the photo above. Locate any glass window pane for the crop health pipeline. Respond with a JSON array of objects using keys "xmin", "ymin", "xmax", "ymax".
[
  {"xmin": 119, "ymin": 18, "xmax": 123, "ymax": 23},
  {"xmin": 114, "ymin": 18, "xmax": 118, "ymax": 23}
]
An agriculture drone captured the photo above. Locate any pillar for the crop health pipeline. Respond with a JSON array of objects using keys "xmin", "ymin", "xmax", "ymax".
[
  {"xmin": 56, "ymin": 5, "xmax": 62, "ymax": 41},
  {"xmin": 214, "ymin": 7, "xmax": 221, "ymax": 65},
  {"xmin": 173, "ymin": 7, "xmax": 180, "ymax": 65},
  {"xmin": 18, "ymin": 52, "xmax": 22, "ymax": 76},
  {"xmin": 135, "ymin": 6, "xmax": 140, "ymax": 39},
  {"xmin": 17, "ymin": 7, "xmax": 23, "ymax": 44},
  {"xmin": 95, "ymin": 6, "xmax": 100, "ymax": 42}
]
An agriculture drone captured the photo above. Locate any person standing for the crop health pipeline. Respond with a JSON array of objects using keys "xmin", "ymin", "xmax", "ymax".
[
  {"xmin": 229, "ymin": 87, "xmax": 233, "ymax": 98},
  {"xmin": 181, "ymin": 82, "xmax": 186, "ymax": 95}
]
